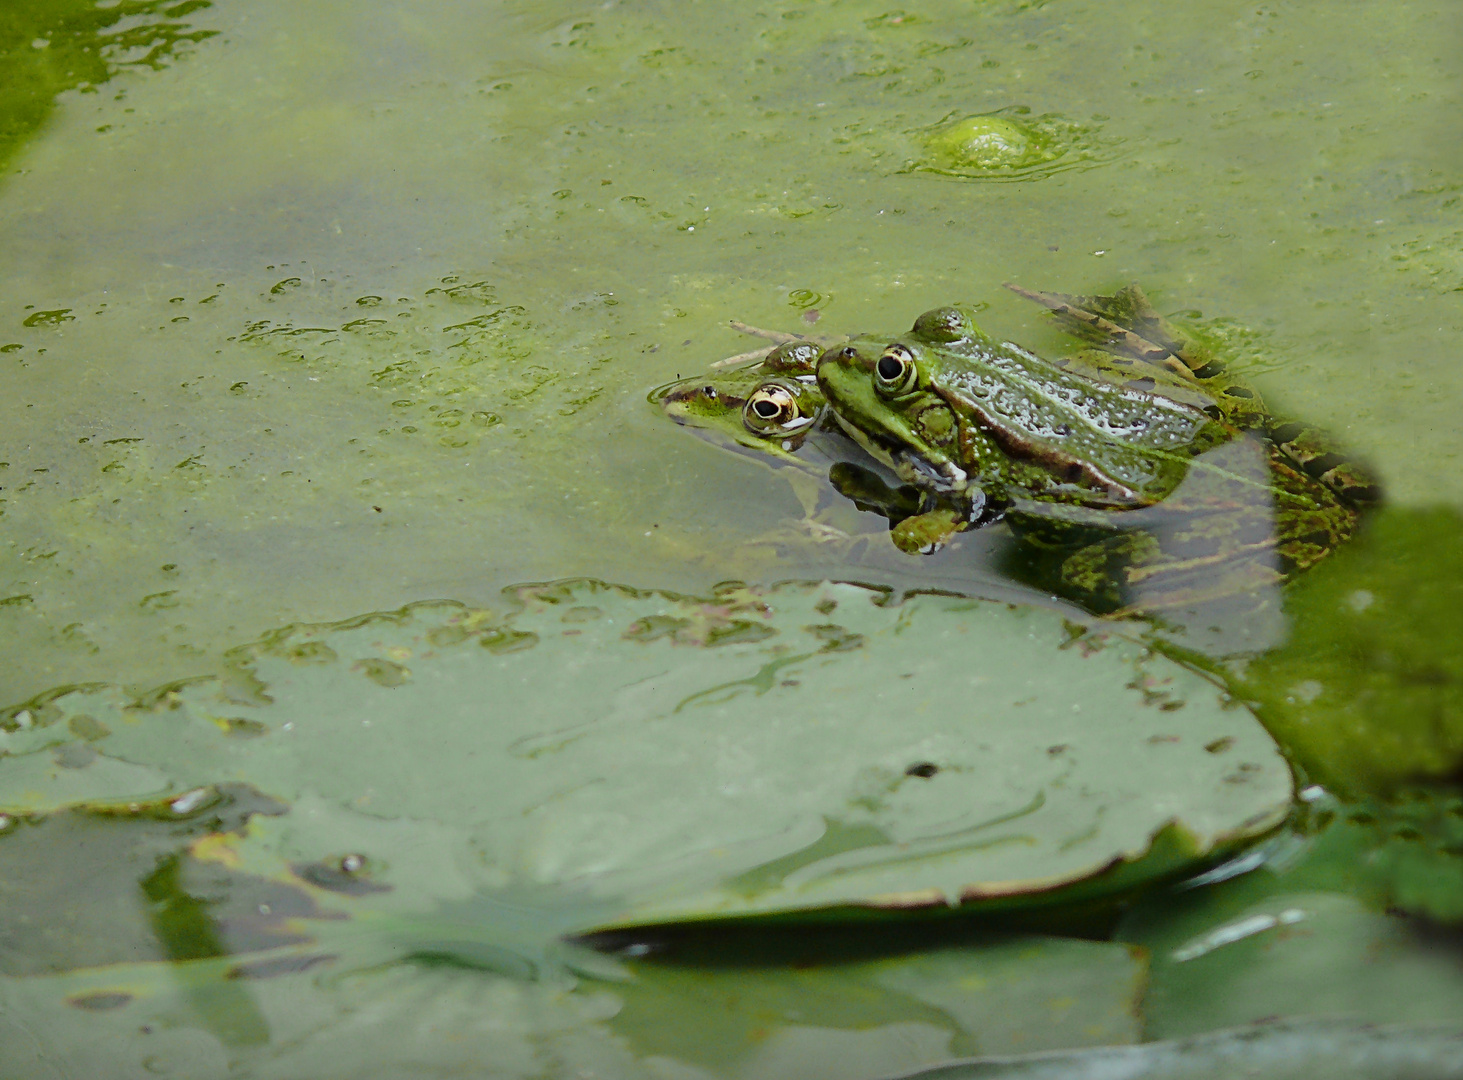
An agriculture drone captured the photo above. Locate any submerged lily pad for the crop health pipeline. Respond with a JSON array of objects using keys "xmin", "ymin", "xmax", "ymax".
[
  {"xmin": 1, "ymin": 580, "xmax": 1290, "ymax": 933},
  {"xmin": 1235, "ymin": 507, "xmax": 1463, "ymax": 795},
  {"xmin": 0, "ymin": 932, "xmax": 1144, "ymax": 1080},
  {"xmin": 606, "ymin": 934, "xmax": 1145, "ymax": 1070},
  {"xmin": 1349, "ymin": 786, "xmax": 1463, "ymax": 923},
  {"xmin": 0, "ymin": 784, "xmax": 303, "ymax": 976},
  {"xmin": 899, "ymin": 1019, "xmax": 1463, "ymax": 1080}
]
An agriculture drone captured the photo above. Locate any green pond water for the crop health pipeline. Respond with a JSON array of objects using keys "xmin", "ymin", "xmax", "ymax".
[{"xmin": 2, "ymin": 1, "xmax": 1462, "ymax": 1077}]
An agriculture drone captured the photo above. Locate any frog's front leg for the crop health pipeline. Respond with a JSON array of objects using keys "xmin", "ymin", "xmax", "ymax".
[
  {"xmin": 828, "ymin": 462, "xmax": 950, "ymax": 553},
  {"xmin": 827, "ymin": 463, "xmax": 987, "ymax": 554}
]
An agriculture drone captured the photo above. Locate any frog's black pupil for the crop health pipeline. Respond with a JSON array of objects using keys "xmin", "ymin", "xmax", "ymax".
[
  {"xmin": 753, "ymin": 399, "xmax": 781, "ymax": 419},
  {"xmin": 877, "ymin": 355, "xmax": 904, "ymax": 382}
]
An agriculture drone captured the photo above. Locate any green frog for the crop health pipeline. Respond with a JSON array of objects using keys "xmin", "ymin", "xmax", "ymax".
[
  {"xmin": 650, "ymin": 332, "xmax": 831, "ymax": 463},
  {"xmin": 814, "ymin": 286, "xmax": 1380, "ymax": 612}
]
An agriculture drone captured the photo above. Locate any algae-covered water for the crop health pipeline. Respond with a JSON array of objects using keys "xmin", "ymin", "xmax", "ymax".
[
  {"xmin": 3, "ymin": 0, "xmax": 1460, "ymax": 700},
  {"xmin": 2, "ymin": 2, "xmax": 1462, "ymax": 1077}
]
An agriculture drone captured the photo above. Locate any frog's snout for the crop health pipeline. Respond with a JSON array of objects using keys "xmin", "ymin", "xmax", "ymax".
[{"xmin": 648, "ymin": 379, "xmax": 709, "ymax": 411}]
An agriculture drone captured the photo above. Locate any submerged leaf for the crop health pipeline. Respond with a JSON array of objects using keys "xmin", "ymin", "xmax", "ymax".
[
  {"xmin": 898, "ymin": 1019, "xmax": 1463, "ymax": 1079},
  {"xmin": 604, "ymin": 935, "xmax": 1145, "ymax": 1071},
  {"xmin": 0, "ymin": 932, "xmax": 1143, "ymax": 1080},
  {"xmin": 1237, "ymin": 507, "xmax": 1463, "ymax": 795}
]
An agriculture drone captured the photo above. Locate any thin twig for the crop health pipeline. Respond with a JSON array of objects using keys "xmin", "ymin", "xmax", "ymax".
[{"xmin": 708, "ymin": 345, "xmax": 779, "ymax": 370}]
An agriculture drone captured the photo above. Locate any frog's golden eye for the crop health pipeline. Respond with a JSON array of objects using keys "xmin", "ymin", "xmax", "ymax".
[
  {"xmin": 873, "ymin": 344, "xmax": 918, "ymax": 396},
  {"xmin": 743, "ymin": 384, "xmax": 802, "ymax": 435}
]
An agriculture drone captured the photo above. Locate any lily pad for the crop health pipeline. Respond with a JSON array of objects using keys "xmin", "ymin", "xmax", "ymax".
[
  {"xmin": 1118, "ymin": 790, "xmax": 1463, "ymax": 1039},
  {"xmin": 0, "ymin": 780, "xmax": 1150, "ymax": 1076},
  {"xmin": 1, "ymin": 580, "xmax": 1291, "ymax": 932},
  {"xmin": 1234, "ymin": 507, "xmax": 1463, "ymax": 795}
]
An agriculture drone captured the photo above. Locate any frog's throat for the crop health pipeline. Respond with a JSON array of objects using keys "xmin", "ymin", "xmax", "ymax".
[{"xmin": 829, "ymin": 410, "xmax": 970, "ymax": 493}]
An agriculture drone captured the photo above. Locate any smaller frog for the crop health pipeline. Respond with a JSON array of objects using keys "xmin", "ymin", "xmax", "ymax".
[{"xmin": 650, "ymin": 329, "xmax": 832, "ymax": 462}]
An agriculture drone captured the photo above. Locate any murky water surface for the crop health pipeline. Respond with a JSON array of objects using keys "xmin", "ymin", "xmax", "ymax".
[
  {"xmin": 2, "ymin": 0, "xmax": 1459, "ymax": 699},
  {"xmin": 1, "ymin": 1, "xmax": 1461, "ymax": 1074}
]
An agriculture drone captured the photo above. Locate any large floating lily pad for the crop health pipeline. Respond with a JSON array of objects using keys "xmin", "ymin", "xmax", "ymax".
[{"xmin": 1, "ymin": 579, "xmax": 1290, "ymax": 930}]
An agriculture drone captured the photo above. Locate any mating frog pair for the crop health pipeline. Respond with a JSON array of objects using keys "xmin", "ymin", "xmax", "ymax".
[{"xmin": 653, "ymin": 286, "xmax": 1379, "ymax": 613}]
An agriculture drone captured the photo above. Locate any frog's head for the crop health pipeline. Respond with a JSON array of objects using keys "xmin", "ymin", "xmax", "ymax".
[
  {"xmin": 815, "ymin": 328, "xmax": 970, "ymax": 493},
  {"xmin": 651, "ymin": 341, "xmax": 825, "ymax": 462}
]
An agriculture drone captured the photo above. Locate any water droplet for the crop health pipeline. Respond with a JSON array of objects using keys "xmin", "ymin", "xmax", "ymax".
[{"xmin": 170, "ymin": 787, "xmax": 212, "ymax": 815}]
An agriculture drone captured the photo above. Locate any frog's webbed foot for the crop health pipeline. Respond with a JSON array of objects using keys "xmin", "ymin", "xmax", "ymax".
[
  {"xmin": 793, "ymin": 518, "xmax": 855, "ymax": 545},
  {"xmin": 890, "ymin": 509, "xmax": 965, "ymax": 555},
  {"xmin": 1005, "ymin": 283, "xmax": 1193, "ymax": 378},
  {"xmin": 1007, "ymin": 283, "xmax": 1275, "ymax": 430},
  {"xmin": 708, "ymin": 343, "xmax": 779, "ymax": 370},
  {"xmin": 728, "ymin": 320, "xmax": 805, "ymax": 344},
  {"xmin": 1266, "ymin": 419, "xmax": 1385, "ymax": 508}
]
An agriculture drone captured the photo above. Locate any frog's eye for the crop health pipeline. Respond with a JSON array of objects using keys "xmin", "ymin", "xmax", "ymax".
[
  {"xmin": 873, "ymin": 344, "xmax": 918, "ymax": 396},
  {"xmin": 743, "ymin": 384, "xmax": 803, "ymax": 435}
]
